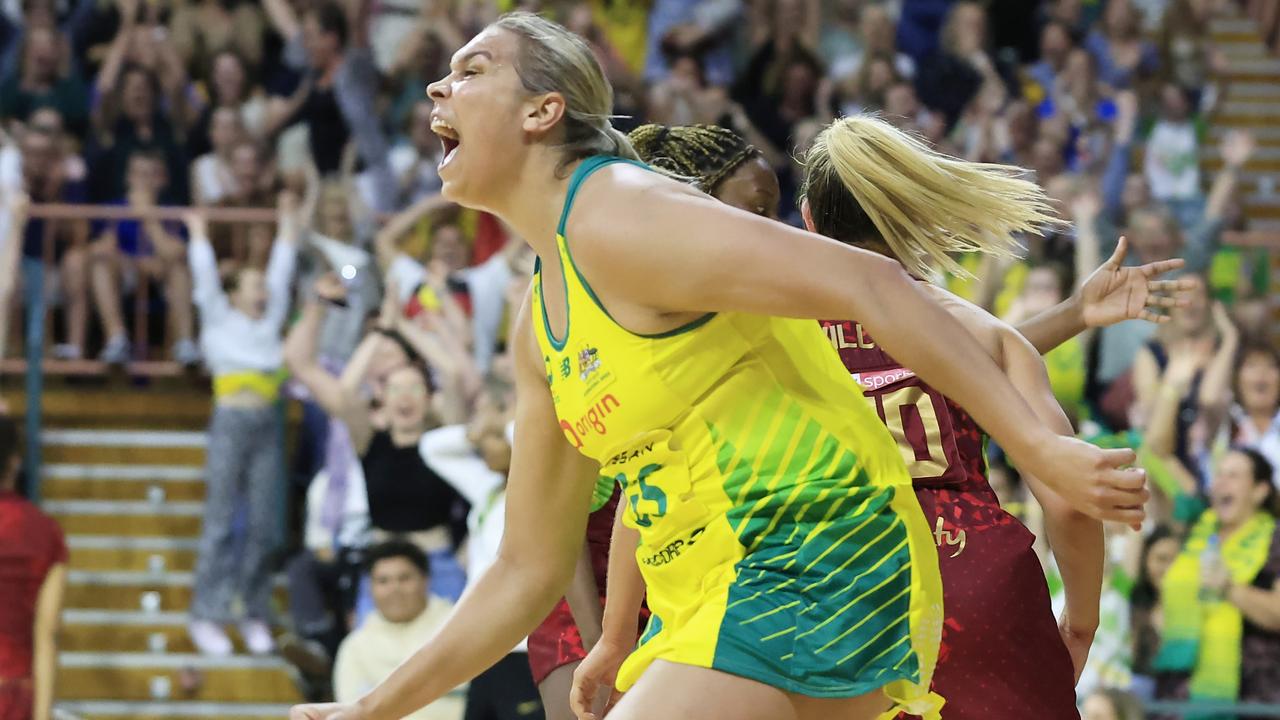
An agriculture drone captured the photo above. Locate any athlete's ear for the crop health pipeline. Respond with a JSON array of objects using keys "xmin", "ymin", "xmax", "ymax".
[
  {"xmin": 522, "ymin": 91, "xmax": 567, "ymax": 137},
  {"xmin": 800, "ymin": 198, "xmax": 817, "ymax": 233}
]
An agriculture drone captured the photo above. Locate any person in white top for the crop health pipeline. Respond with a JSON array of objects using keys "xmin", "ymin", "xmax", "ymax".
[
  {"xmin": 1143, "ymin": 84, "xmax": 1201, "ymax": 202},
  {"xmin": 0, "ymin": 191, "xmax": 25, "ymax": 361},
  {"xmin": 333, "ymin": 541, "xmax": 464, "ymax": 720},
  {"xmin": 1230, "ymin": 343, "xmax": 1280, "ymax": 485},
  {"xmin": 185, "ymin": 197, "xmax": 299, "ymax": 658},
  {"xmin": 419, "ymin": 392, "xmax": 546, "ymax": 720},
  {"xmin": 191, "ymin": 107, "xmax": 244, "ymax": 206}
]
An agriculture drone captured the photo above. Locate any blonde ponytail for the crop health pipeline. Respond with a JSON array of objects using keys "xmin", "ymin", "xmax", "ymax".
[{"xmin": 802, "ymin": 115, "xmax": 1063, "ymax": 279}]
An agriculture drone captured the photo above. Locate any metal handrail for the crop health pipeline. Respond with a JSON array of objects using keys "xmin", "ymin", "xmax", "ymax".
[{"xmin": 1144, "ymin": 699, "xmax": 1280, "ymax": 717}]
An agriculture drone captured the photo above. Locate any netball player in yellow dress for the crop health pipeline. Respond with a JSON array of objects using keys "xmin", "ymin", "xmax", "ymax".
[{"xmin": 290, "ymin": 13, "xmax": 1147, "ymax": 720}]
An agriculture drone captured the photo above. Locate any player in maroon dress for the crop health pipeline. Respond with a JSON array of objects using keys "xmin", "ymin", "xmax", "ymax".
[
  {"xmin": 0, "ymin": 414, "xmax": 68, "ymax": 720},
  {"xmin": 800, "ymin": 117, "xmax": 1179, "ymax": 719},
  {"xmin": 528, "ymin": 486, "xmax": 625, "ymax": 718},
  {"xmin": 824, "ymin": 319, "xmax": 1082, "ymax": 719}
]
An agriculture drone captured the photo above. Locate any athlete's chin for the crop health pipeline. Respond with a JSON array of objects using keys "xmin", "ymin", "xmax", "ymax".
[
  {"xmin": 440, "ymin": 170, "xmax": 502, "ymax": 211},
  {"xmin": 439, "ymin": 176, "xmax": 478, "ymax": 208}
]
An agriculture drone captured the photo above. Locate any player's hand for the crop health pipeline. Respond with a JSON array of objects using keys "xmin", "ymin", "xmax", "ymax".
[
  {"xmin": 289, "ymin": 703, "xmax": 365, "ymax": 720},
  {"xmin": 1079, "ymin": 236, "xmax": 1195, "ymax": 328},
  {"xmin": 570, "ymin": 637, "xmax": 631, "ymax": 720},
  {"xmin": 1027, "ymin": 435, "xmax": 1148, "ymax": 529},
  {"xmin": 1058, "ymin": 613, "xmax": 1095, "ymax": 684}
]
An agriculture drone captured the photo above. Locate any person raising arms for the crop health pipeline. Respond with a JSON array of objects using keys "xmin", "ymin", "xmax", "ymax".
[{"xmin": 291, "ymin": 13, "xmax": 1145, "ymax": 720}]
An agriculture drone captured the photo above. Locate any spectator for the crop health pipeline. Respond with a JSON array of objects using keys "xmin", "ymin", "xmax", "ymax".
[
  {"xmin": 816, "ymin": 0, "xmax": 864, "ymax": 81},
  {"xmin": 89, "ymin": 0, "xmax": 192, "ymax": 202},
  {"xmin": 644, "ymin": 0, "xmax": 742, "ymax": 88},
  {"xmin": 1004, "ymin": 261, "xmax": 1089, "ymax": 420},
  {"xmin": 1154, "ymin": 448, "xmax": 1280, "ymax": 710},
  {"xmin": 1081, "ymin": 688, "xmax": 1145, "ymax": 720},
  {"xmin": 1097, "ymin": 89, "xmax": 1142, "ymax": 231},
  {"xmin": 1144, "ymin": 83, "xmax": 1201, "ymax": 203},
  {"xmin": 379, "ymin": 207, "xmax": 534, "ymax": 376},
  {"xmin": 733, "ymin": 0, "xmax": 824, "ymax": 153},
  {"xmin": 184, "ymin": 200, "xmax": 298, "ymax": 657},
  {"xmin": 383, "ymin": 4, "xmax": 460, "ymax": 134},
  {"xmin": 219, "ymin": 140, "xmax": 279, "ymax": 269},
  {"xmin": 1134, "ymin": 277, "xmax": 1237, "ymax": 476},
  {"xmin": 332, "ymin": 541, "xmax": 463, "ymax": 720},
  {"xmin": 191, "ymin": 106, "xmax": 245, "ymax": 206},
  {"xmin": 87, "ymin": 148, "xmax": 198, "ymax": 364},
  {"xmin": 169, "ymin": 0, "xmax": 266, "ymax": 83},
  {"xmin": 1043, "ymin": 47, "xmax": 1115, "ymax": 172},
  {"xmin": 265, "ymin": 0, "xmax": 388, "ymax": 180},
  {"xmin": 9, "ymin": 118, "xmax": 91, "ymax": 361},
  {"xmin": 1092, "ymin": 128, "xmax": 1252, "ymax": 402},
  {"xmin": 1045, "ymin": 0, "xmax": 1089, "ymax": 37},
  {"xmin": 0, "ymin": 193, "xmax": 27, "ymax": 360},
  {"xmin": 1228, "ymin": 342, "xmax": 1280, "ymax": 482},
  {"xmin": 1085, "ymin": 0, "xmax": 1159, "ymax": 88},
  {"xmin": 645, "ymin": 53, "xmax": 727, "ymax": 127},
  {"xmin": 0, "ymin": 414, "xmax": 67, "ymax": 720},
  {"xmin": 0, "ymin": 0, "xmax": 91, "ymax": 81},
  {"xmin": 0, "ymin": 106, "xmax": 85, "ymax": 193},
  {"xmin": 1130, "ymin": 526, "xmax": 1179, "ymax": 689},
  {"xmin": 186, "ymin": 48, "xmax": 271, "ymax": 160},
  {"xmin": 1027, "ymin": 20, "xmax": 1077, "ymax": 98},
  {"xmin": 89, "ymin": 60, "xmax": 188, "ymax": 204},
  {"xmin": 278, "ymin": 269, "xmax": 378, "ymax": 685},
  {"xmin": 563, "ymin": 1, "xmax": 643, "ymax": 121},
  {"xmin": 1158, "ymin": 0, "xmax": 1223, "ymax": 100},
  {"xmin": 990, "ymin": 100, "xmax": 1039, "ymax": 166},
  {"xmin": 357, "ymin": 100, "xmax": 441, "ymax": 213},
  {"xmin": 917, "ymin": 1, "xmax": 1017, "ymax": 132},
  {"xmin": 842, "ymin": 52, "xmax": 901, "ymax": 115},
  {"xmin": 895, "ymin": 0, "xmax": 955, "ymax": 62},
  {"xmin": 283, "ymin": 399, "xmax": 371, "ymax": 677},
  {"xmin": 284, "ymin": 274, "xmax": 471, "ymax": 603},
  {"xmin": 856, "ymin": 4, "xmax": 916, "ymax": 80},
  {"xmin": 0, "ymin": 23, "xmax": 90, "ymax": 137}
]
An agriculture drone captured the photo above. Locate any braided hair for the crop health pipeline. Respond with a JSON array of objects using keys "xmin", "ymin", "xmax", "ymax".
[{"xmin": 627, "ymin": 124, "xmax": 759, "ymax": 196}]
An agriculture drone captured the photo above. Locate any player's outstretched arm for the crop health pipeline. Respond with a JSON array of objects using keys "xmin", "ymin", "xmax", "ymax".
[
  {"xmin": 1017, "ymin": 235, "xmax": 1193, "ymax": 355},
  {"xmin": 570, "ymin": 169, "xmax": 1146, "ymax": 526}
]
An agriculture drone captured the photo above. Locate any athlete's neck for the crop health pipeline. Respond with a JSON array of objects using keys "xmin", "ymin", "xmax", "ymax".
[{"xmin": 486, "ymin": 149, "xmax": 575, "ymax": 260}]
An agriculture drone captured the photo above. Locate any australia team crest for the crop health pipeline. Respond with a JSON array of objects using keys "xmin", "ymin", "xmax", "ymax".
[{"xmin": 578, "ymin": 345, "xmax": 601, "ymax": 381}]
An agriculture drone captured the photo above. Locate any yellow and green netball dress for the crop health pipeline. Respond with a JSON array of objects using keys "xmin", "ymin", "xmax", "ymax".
[{"xmin": 532, "ymin": 156, "xmax": 945, "ymax": 718}]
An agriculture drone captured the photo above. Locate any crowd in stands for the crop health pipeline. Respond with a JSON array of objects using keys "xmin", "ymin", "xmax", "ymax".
[{"xmin": 0, "ymin": 0, "xmax": 1278, "ymax": 717}]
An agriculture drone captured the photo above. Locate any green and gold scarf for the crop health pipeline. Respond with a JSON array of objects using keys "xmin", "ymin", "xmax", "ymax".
[{"xmin": 1154, "ymin": 510, "xmax": 1275, "ymax": 719}]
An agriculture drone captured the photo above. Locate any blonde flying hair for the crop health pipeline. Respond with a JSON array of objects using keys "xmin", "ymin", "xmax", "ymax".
[
  {"xmin": 801, "ymin": 115, "xmax": 1061, "ymax": 279},
  {"xmin": 493, "ymin": 12, "xmax": 640, "ymax": 171}
]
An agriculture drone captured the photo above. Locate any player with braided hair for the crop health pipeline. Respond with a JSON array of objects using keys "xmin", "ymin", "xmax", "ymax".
[{"xmin": 627, "ymin": 124, "xmax": 780, "ymax": 218}]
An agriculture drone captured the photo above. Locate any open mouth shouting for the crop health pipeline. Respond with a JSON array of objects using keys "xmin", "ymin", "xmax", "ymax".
[{"xmin": 432, "ymin": 117, "xmax": 461, "ymax": 171}]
